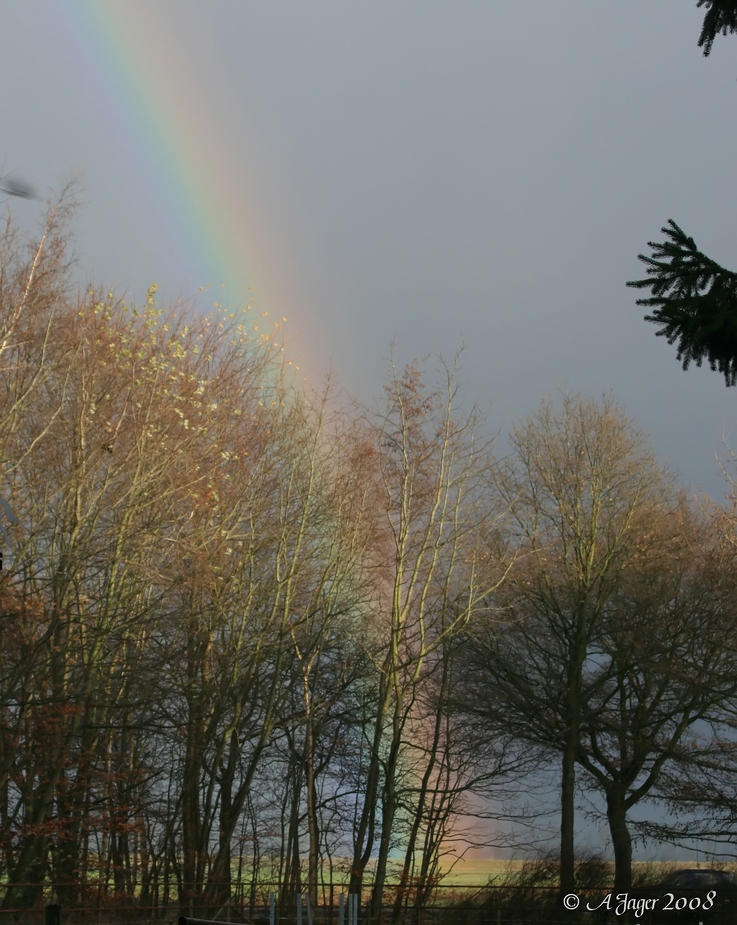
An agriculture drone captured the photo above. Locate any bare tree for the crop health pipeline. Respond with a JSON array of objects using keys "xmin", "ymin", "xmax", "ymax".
[
  {"xmin": 344, "ymin": 357, "xmax": 507, "ymax": 924},
  {"xmin": 573, "ymin": 499, "xmax": 737, "ymax": 890},
  {"xmin": 460, "ymin": 393, "xmax": 673, "ymax": 895}
]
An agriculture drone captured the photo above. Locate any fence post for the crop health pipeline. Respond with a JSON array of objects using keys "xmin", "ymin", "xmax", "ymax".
[
  {"xmin": 297, "ymin": 891, "xmax": 303, "ymax": 925},
  {"xmin": 44, "ymin": 906, "xmax": 62, "ymax": 925},
  {"xmin": 338, "ymin": 893, "xmax": 344, "ymax": 925},
  {"xmin": 269, "ymin": 892, "xmax": 275, "ymax": 925}
]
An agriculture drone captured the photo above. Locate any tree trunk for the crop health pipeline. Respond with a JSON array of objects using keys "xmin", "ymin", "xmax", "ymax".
[
  {"xmin": 606, "ymin": 788, "xmax": 632, "ymax": 893},
  {"xmin": 304, "ymin": 712, "xmax": 320, "ymax": 913},
  {"xmin": 349, "ymin": 675, "xmax": 391, "ymax": 897},
  {"xmin": 181, "ymin": 702, "xmax": 203, "ymax": 907},
  {"xmin": 561, "ymin": 619, "xmax": 587, "ymax": 897},
  {"xmin": 391, "ymin": 653, "xmax": 451, "ymax": 924},
  {"xmin": 369, "ymin": 688, "xmax": 406, "ymax": 924},
  {"xmin": 560, "ymin": 737, "xmax": 577, "ymax": 896},
  {"xmin": 208, "ymin": 737, "xmax": 238, "ymax": 909}
]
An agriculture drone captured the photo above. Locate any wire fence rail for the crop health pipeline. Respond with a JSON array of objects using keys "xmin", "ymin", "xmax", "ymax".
[
  {"xmin": 1, "ymin": 883, "xmax": 736, "ymax": 925},
  {"xmin": 0, "ymin": 883, "xmax": 569, "ymax": 925}
]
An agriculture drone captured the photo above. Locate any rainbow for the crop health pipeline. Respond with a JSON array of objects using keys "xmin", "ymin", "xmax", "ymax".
[{"xmin": 50, "ymin": 1, "xmax": 306, "ymax": 371}]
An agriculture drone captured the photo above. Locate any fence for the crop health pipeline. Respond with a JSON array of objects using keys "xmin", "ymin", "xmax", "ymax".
[{"xmin": 1, "ymin": 883, "xmax": 735, "ymax": 925}]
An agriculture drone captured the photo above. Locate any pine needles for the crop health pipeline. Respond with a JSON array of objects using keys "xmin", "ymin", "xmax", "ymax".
[
  {"xmin": 697, "ymin": 0, "xmax": 737, "ymax": 57},
  {"xmin": 627, "ymin": 219, "xmax": 737, "ymax": 386}
]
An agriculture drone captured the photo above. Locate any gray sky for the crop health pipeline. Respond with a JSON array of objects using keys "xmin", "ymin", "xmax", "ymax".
[{"xmin": 2, "ymin": 0, "xmax": 736, "ymax": 500}]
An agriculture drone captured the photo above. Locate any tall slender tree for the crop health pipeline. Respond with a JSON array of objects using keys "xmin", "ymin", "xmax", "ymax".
[{"xmin": 346, "ymin": 357, "xmax": 506, "ymax": 924}]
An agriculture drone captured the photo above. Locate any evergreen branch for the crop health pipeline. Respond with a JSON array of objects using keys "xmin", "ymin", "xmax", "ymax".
[
  {"xmin": 696, "ymin": 0, "xmax": 737, "ymax": 57},
  {"xmin": 627, "ymin": 219, "xmax": 737, "ymax": 386}
]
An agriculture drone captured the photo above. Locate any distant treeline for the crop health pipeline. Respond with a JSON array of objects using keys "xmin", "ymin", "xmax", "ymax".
[{"xmin": 2, "ymin": 192, "xmax": 737, "ymax": 923}]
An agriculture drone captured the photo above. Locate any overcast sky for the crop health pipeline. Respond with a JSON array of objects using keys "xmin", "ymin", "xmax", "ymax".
[{"xmin": 2, "ymin": 0, "xmax": 736, "ymax": 501}]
